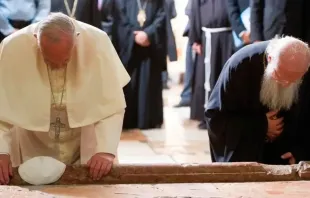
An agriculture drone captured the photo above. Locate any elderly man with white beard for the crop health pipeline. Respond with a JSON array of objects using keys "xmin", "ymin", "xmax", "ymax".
[{"xmin": 205, "ymin": 36, "xmax": 310, "ymax": 165}]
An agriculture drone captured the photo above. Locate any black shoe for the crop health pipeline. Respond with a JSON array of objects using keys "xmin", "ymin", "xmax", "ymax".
[
  {"xmin": 198, "ymin": 121, "xmax": 207, "ymax": 129},
  {"xmin": 163, "ymin": 83, "xmax": 170, "ymax": 89},
  {"xmin": 174, "ymin": 101, "xmax": 190, "ymax": 107}
]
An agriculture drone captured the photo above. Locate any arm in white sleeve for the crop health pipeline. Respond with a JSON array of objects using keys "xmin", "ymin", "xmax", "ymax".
[
  {"xmin": 0, "ymin": 121, "xmax": 13, "ymax": 155},
  {"xmin": 94, "ymin": 109, "xmax": 125, "ymax": 156}
]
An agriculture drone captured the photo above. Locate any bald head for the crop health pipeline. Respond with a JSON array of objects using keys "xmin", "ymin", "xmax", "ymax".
[
  {"xmin": 266, "ymin": 36, "xmax": 310, "ymax": 87},
  {"xmin": 35, "ymin": 13, "xmax": 78, "ymax": 69}
]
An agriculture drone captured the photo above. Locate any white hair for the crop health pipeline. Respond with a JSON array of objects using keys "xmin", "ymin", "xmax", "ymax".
[{"xmin": 36, "ymin": 12, "xmax": 76, "ymax": 43}]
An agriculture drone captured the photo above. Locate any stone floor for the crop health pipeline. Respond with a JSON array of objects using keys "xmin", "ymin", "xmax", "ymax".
[
  {"xmin": 29, "ymin": 181, "xmax": 310, "ymax": 198},
  {"xmin": 117, "ymin": 62, "xmax": 211, "ymax": 165}
]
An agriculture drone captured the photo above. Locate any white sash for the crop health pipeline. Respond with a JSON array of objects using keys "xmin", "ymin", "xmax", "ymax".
[{"xmin": 202, "ymin": 27, "xmax": 232, "ymax": 108}]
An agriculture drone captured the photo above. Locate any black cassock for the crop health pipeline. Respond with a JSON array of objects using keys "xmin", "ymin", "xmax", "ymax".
[
  {"xmin": 51, "ymin": 0, "xmax": 101, "ymax": 29},
  {"xmin": 205, "ymin": 41, "xmax": 310, "ymax": 164},
  {"xmin": 165, "ymin": 0, "xmax": 177, "ymax": 62},
  {"xmin": 114, "ymin": 0, "xmax": 166, "ymax": 130},
  {"xmin": 189, "ymin": 0, "xmax": 233, "ymax": 122}
]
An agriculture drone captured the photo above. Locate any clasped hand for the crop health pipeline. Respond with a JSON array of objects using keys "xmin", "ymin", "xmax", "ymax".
[
  {"xmin": 266, "ymin": 110, "xmax": 284, "ymax": 142},
  {"xmin": 134, "ymin": 31, "xmax": 150, "ymax": 47}
]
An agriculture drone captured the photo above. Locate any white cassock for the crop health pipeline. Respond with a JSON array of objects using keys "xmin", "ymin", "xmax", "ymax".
[{"xmin": 0, "ymin": 20, "xmax": 130, "ymax": 167}]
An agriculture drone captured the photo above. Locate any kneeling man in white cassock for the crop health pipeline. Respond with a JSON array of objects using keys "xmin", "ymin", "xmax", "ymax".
[{"xmin": 0, "ymin": 13, "xmax": 130, "ymax": 185}]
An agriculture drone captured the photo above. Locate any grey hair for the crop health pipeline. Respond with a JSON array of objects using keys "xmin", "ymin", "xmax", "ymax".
[{"xmin": 36, "ymin": 12, "xmax": 76, "ymax": 43}]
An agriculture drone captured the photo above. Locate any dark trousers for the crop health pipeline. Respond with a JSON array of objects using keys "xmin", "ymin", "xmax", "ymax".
[{"xmin": 180, "ymin": 41, "xmax": 194, "ymax": 103}]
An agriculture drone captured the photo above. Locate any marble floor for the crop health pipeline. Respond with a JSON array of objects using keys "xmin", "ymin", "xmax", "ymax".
[{"xmin": 117, "ymin": 62, "xmax": 211, "ymax": 165}]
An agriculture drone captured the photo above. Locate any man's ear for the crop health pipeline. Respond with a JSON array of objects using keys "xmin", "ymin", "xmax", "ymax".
[{"xmin": 267, "ymin": 55, "xmax": 272, "ymax": 63}]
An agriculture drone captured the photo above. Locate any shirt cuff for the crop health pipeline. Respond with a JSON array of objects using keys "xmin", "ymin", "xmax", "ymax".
[
  {"xmin": 239, "ymin": 31, "xmax": 246, "ymax": 38},
  {"xmin": 0, "ymin": 129, "xmax": 12, "ymax": 154}
]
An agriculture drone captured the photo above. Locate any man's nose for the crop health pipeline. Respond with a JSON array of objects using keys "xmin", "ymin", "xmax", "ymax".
[{"xmin": 277, "ymin": 80, "xmax": 290, "ymax": 87}]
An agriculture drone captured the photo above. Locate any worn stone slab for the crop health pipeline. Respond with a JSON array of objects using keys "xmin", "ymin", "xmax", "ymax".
[
  {"xmin": 9, "ymin": 162, "xmax": 302, "ymax": 185},
  {"xmin": 297, "ymin": 161, "xmax": 310, "ymax": 179},
  {"xmin": 30, "ymin": 181, "xmax": 310, "ymax": 198}
]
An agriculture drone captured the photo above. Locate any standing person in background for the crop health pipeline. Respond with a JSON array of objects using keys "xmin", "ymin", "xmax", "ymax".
[
  {"xmin": 250, "ymin": 0, "xmax": 310, "ymax": 44},
  {"xmin": 189, "ymin": 0, "xmax": 233, "ymax": 129},
  {"xmin": 51, "ymin": 0, "xmax": 102, "ymax": 29},
  {"xmin": 114, "ymin": 0, "xmax": 166, "ymax": 130},
  {"xmin": 0, "ymin": 0, "xmax": 51, "ymax": 42},
  {"xmin": 98, "ymin": 0, "xmax": 114, "ymax": 39},
  {"xmin": 174, "ymin": 0, "xmax": 193, "ymax": 108},
  {"xmin": 226, "ymin": 0, "xmax": 251, "ymax": 51},
  {"xmin": 162, "ymin": 0, "xmax": 177, "ymax": 90}
]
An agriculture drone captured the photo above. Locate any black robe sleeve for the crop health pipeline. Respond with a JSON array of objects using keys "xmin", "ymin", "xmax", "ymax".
[
  {"xmin": 250, "ymin": 0, "xmax": 264, "ymax": 42},
  {"xmin": 169, "ymin": 0, "xmax": 177, "ymax": 19},
  {"xmin": 205, "ymin": 55, "xmax": 268, "ymax": 162},
  {"xmin": 143, "ymin": 1, "xmax": 166, "ymax": 46},
  {"xmin": 189, "ymin": 0, "xmax": 202, "ymax": 45},
  {"xmin": 302, "ymin": 0, "xmax": 310, "ymax": 44},
  {"xmin": 226, "ymin": 0, "xmax": 246, "ymax": 37}
]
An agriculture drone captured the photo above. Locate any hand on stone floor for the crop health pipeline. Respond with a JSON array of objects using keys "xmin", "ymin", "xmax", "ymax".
[
  {"xmin": 87, "ymin": 153, "xmax": 114, "ymax": 181},
  {"xmin": 281, "ymin": 152, "xmax": 296, "ymax": 165},
  {"xmin": 0, "ymin": 154, "xmax": 13, "ymax": 185}
]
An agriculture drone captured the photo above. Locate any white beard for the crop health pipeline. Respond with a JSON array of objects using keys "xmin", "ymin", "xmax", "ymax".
[{"xmin": 259, "ymin": 72, "xmax": 301, "ymax": 111}]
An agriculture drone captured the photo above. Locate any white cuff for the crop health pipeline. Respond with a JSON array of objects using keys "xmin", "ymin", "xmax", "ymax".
[
  {"xmin": 239, "ymin": 31, "xmax": 246, "ymax": 38},
  {"xmin": 95, "ymin": 110, "xmax": 125, "ymax": 156}
]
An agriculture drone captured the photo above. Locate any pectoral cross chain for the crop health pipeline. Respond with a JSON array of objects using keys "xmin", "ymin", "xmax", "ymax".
[{"xmin": 51, "ymin": 117, "xmax": 66, "ymax": 140}]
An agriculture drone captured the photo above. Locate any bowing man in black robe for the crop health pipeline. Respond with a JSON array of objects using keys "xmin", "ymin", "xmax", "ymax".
[
  {"xmin": 51, "ymin": 0, "xmax": 101, "ymax": 29},
  {"xmin": 189, "ymin": 0, "xmax": 234, "ymax": 129},
  {"xmin": 205, "ymin": 37, "xmax": 310, "ymax": 164},
  {"xmin": 113, "ymin": 0, "xmax": 166, "ymax": 130}
]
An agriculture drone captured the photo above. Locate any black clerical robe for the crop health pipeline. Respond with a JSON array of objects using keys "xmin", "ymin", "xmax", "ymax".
[
  {"xmin": 165, "ymin": 0, "xmax": 177, "ymax": 62},
  {"xmin": 205, "ymin": 41, "xmax": 309, "ymax": 164},
  {"xmin": 113, "ymin": 0, "xmax": 166, "ymax": 130},
  {"xmin": 100, "ymin": 0, "xmax": 114, "ymax": 38},
  {"xmin": 189, "ymin": 0, "xmax": 233, "ymax": 122},
  {"xmin": 51, "ymin": 0, "xmax": 101, "ymax": 29}
]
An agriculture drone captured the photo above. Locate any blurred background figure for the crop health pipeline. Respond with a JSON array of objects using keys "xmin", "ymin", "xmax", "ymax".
[
  {"xmin": 189, "ymin": 0, "xmax": 233, "ymax": 129},
  {"xmin": 174, "ymin": 0, "xmax": 193, "ymax": 108},
  {"xmin": 113, "ymin": 0, "xmax": 167, "ymax": 130},
  {"xmin": 98, "ymin": 0, "xmax": 114, "ymax": 39},
  {"xmin": 226, "ymin": 0, "xmax": 251, "ymax": 51},
  {"xmin": 51, "ymin": 0, "xmax": 101, "ymax": 29},
  {"xmin": 162, "ymin": 0, "xmax": 177, "ymax": 90},
  {"xmin": 0, "ymin": 0, "xmax": 51, "ymax": 42},
  {"xmin": 250, "ymin": 0, "xmax": 310, "ymax": 44}
]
